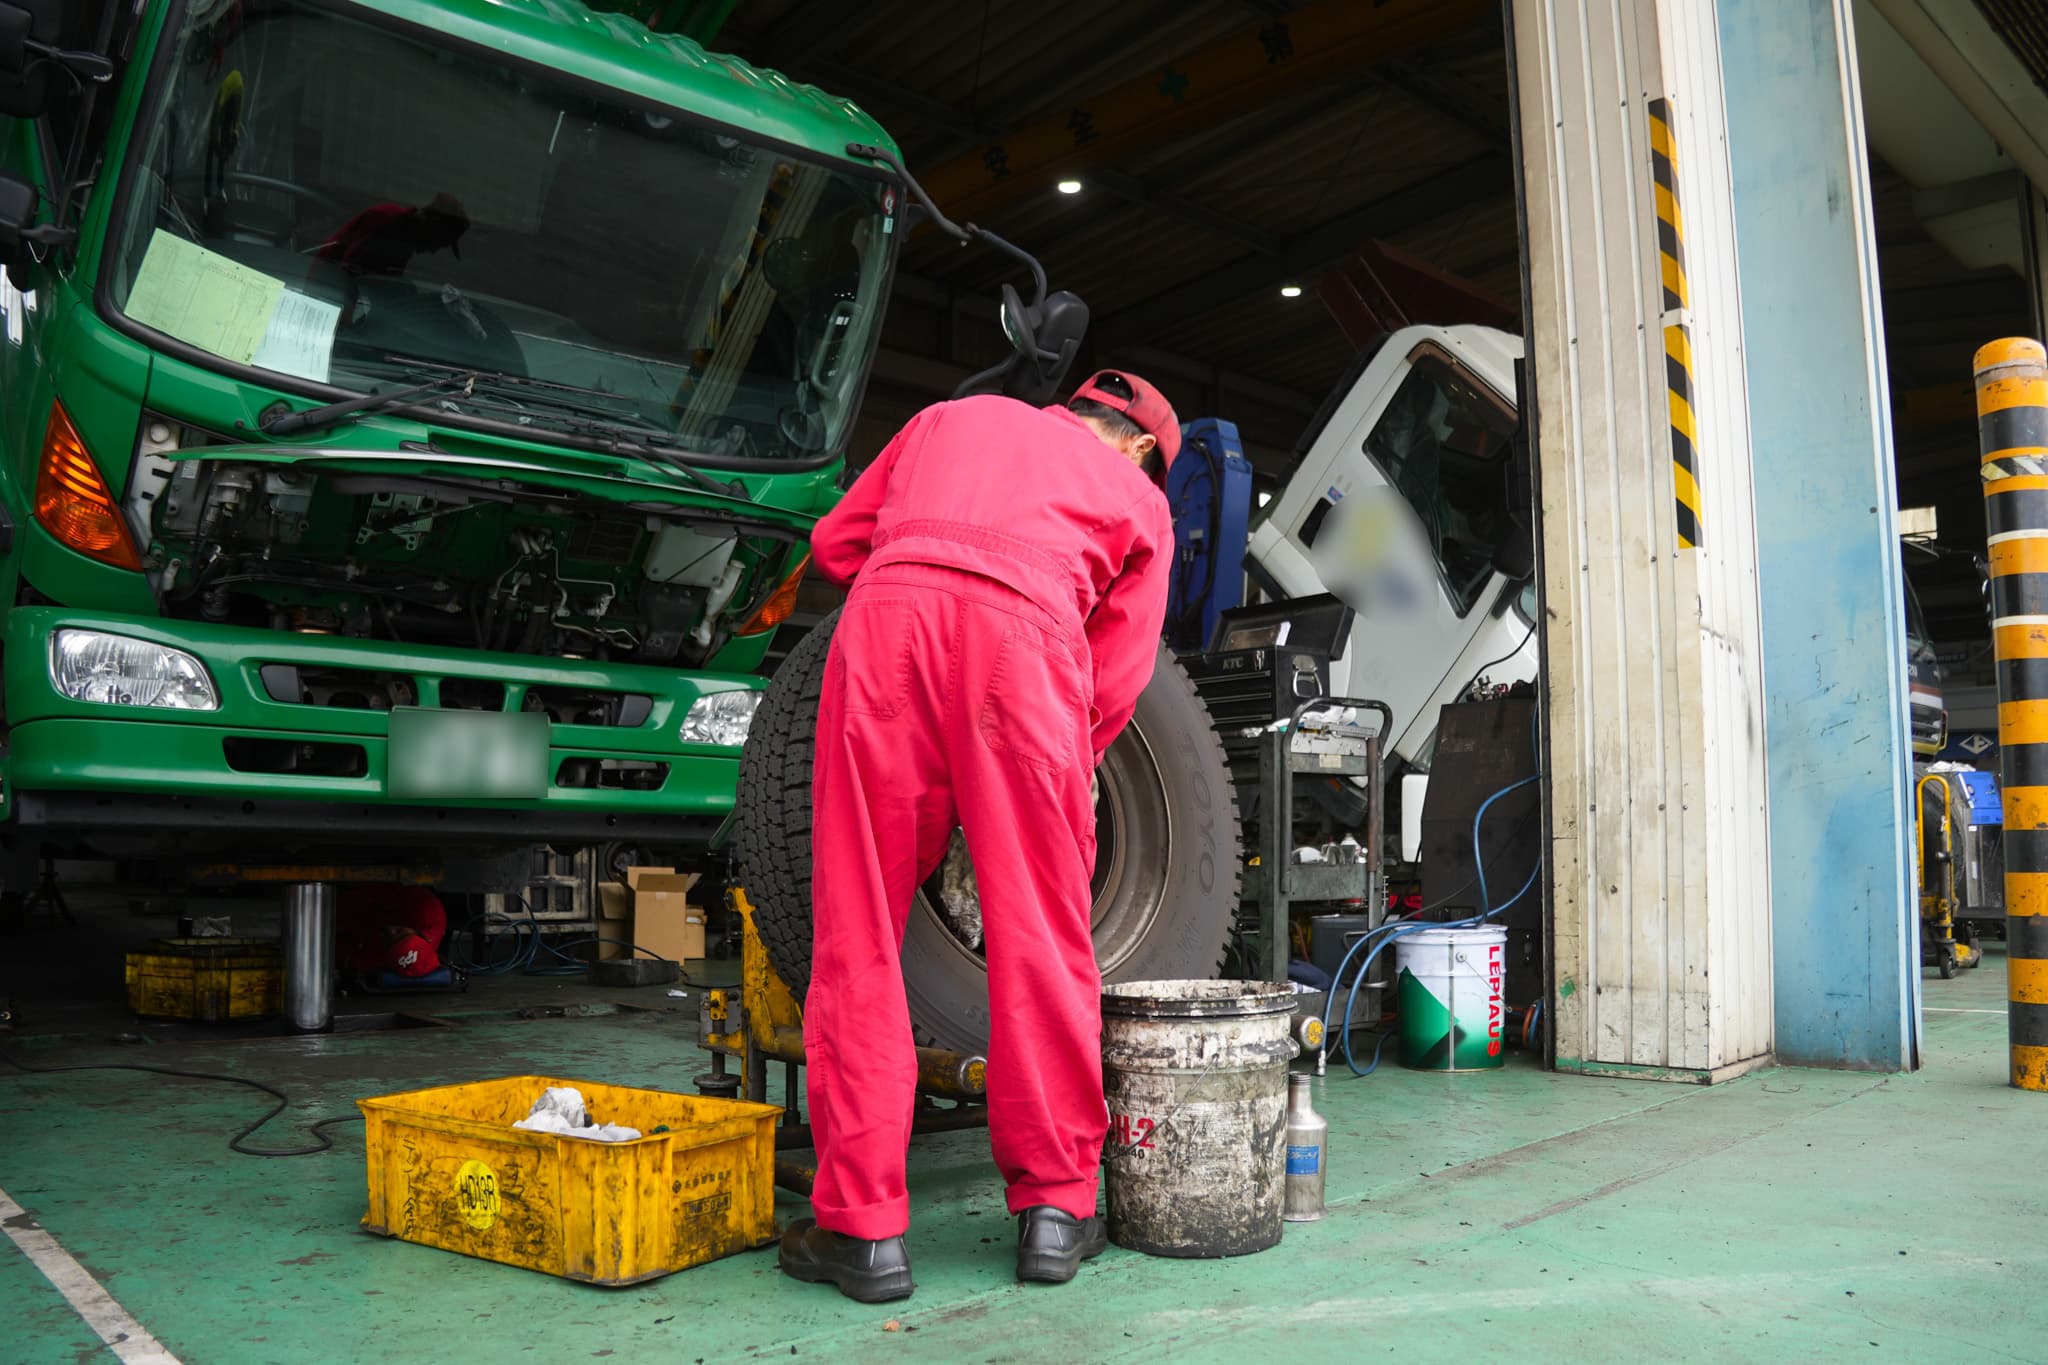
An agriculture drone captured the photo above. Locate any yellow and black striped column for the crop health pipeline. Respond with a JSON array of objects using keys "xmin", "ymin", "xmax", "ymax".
[
  {"xmin": 1649, "ymin": 97, "xmax": 1702, "ymax": 550},
  {"xmin": 1976, "ymin": 336, "xmax": 2048, "ymax": 1091}
]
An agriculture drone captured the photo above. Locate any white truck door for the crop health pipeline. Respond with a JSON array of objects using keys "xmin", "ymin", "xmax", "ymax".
[{"xmin": 1248, "ymin": 326, "xmax": 1534, "ymax": 768}]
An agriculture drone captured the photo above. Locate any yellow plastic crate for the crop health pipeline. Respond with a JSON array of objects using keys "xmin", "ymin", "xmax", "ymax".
[
  {"xmin": 358, "ymin": 1075, "xmax": 781, "ymax": 1286},
  {"xmin": 124, "ymin": 937, "xmax": 282, "ymax": 1021}
]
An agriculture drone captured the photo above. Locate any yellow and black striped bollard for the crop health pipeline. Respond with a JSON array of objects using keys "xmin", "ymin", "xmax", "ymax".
[{"xmin": 1976, "ymin": 336, "xmax": 2048, "ymax": 1091}]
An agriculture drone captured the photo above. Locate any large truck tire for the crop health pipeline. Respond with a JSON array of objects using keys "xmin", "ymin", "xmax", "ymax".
[{"xmin": 735, "ymin": 609, "xmax": 1242, "ymax": 1055}]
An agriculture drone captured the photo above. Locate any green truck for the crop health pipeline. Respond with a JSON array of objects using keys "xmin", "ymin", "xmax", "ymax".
[
  {"xmin": 0, "ymin": 0, "xmax": 1241, "ymax": 1042},
  {"xmin": 0, "ymin": 0, "xmax": 957, "ymax": 889}
]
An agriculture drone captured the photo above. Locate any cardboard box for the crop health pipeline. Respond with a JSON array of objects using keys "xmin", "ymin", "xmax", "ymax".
[
  {"xmin": 593, "ymin": 867, "xmax": 675, "ymax": 961},
  {"xmin": 631, "ymin": 872, "xmax": 705, "ymax": 962},
  {"xmin": 595, "ymin": 882, "xmax": 632, "ymax": 960},
  {"xmin": 624, "ymin": 866, "xmax": 677, "ymax": 890}
]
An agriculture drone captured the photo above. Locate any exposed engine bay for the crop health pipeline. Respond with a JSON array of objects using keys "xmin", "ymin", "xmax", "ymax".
[{"xmin": 140, "ymin": 455, "xmax": 803, "ymax": 670}]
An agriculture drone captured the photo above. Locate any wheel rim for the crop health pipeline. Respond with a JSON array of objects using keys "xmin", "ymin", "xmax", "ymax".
[{"xmin": 916, "ymin": 720, "xmax": 1173, "ymax": 978}]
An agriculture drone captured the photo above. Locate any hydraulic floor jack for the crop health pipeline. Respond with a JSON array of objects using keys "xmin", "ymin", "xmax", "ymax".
[
  {"xmin": 1917, "ymin": 773, "xmax": 1984, "ymax": 979},
  {"xmin": 695, "ymin": 891, "xmax": 989, "ymax": 1196}
]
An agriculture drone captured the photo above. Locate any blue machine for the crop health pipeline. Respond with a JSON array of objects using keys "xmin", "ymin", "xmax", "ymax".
[
  {"xmin": 1165, "ymin": 417, "xmax": 1256, "ymax": 652},
  {"xmin": 1957, "ymin": 769, "xmax": 2002, "ymax": 826}
]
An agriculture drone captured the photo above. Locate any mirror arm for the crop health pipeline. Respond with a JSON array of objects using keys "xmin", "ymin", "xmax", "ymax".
[
  {"xmin": 17, "ymin": 221, "xmax": 73, "ymax": 247},
  {"xmin": 965, "ymin": 225, "xmax": 1046, "ymax": 307},
  {"xmin": 56, "ymin": 1, "xmax": 123, "ymax": 234},
  {"xmin": 24, "ymin": 39, "xmax": 111, "ymax": 83},
  {"xmin": 846, "ymin": 143, "xmax": 969, "ymax": 242},
  {"xmin": 950, "ymin": 357, "xmax": 1012, "ymax": 401},
  {"xmin": 846, "ymin": 142, "xmax": 1048, "ymax": 305}
]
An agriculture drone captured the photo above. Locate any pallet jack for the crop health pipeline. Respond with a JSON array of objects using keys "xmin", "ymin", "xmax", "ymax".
[
  {"xmin": 1917, "ymin": 772, "xmax": 1984, "ymax": 978},
  {"xmin": 694, "ymin": 891, "xmax": 989, "ymax": 1197}
]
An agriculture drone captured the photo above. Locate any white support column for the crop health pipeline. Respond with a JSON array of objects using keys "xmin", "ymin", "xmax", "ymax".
[{"xmin": 1513, "ymin": 0, "xmax": 1773, "ymax": 1078}]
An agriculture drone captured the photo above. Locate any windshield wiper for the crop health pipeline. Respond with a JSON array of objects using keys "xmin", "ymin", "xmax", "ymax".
[
  {"xmin": 305, "ymin": 356, "xmax": 751, "ymax": 499},
  {"xmin": 501, "ymin": 407, "xmax": 745, "ymax": 500},
  {"xmin": 260, "ymin": 372, "xmax": 477, "ymax": 437},
  {"xmin": 630, "ymin": 441, "xmax": 748, "ymax": 499},
  {"xmin": 340, "ymin": 356, "xmax": 748, "ymax": 497}
]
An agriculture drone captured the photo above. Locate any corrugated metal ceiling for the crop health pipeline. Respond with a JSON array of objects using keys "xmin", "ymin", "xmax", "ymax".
[
  {"xmin": 714, "ymin": 0, "xmax": 1518, "ymax": 470},
  {"xmin": 709, "ymin": 1, "xmax": 2027, "ymax": 496},
  {"xmin": 1975, "ymin": 0, "xmax": 2048, "ymax": 93}
]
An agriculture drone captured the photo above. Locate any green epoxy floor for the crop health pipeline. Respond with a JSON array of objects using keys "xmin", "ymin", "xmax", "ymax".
[{"xmin": 4, "ymin": 945, "xmax": 2046, "ymax": 1362}]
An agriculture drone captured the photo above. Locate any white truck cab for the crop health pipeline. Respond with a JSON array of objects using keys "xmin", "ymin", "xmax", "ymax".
[{"xmin": 1248, "ymin": 324, "xmax": 1537, "ymax": 770}]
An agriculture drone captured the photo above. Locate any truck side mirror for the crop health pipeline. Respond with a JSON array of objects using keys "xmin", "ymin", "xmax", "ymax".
[
  {"xmin": 0, "ymin": 1, "xmax": 111, "ymax": 119},
  {"xmin": 0, "ymin": 1, "xmax": 44, "ymax": 71},
  {"xmin": 1496, "ymin": 354, "xmax": 1535, "ymax": 579},
  {"xmin": 0, "ymin": 173, "xmax": 38, "ymax": 250},
  {"xmin": 953, "ymin": 285, "xmax": 1090, "ymax": 403},
  {"xmin": 1493, "ymin": 524, "xmax": 1534, "ymax": 580},
  {"xmin": 0, "ymin": 172, "xmax": 69, "ymax": 272},
  {"xmin": 1000, "ymin": 287, "xmax": 1087, "ymax": 403},
  {"xmin": 0, "ymin": 0, "xmax": 61, "ymax": 117}
]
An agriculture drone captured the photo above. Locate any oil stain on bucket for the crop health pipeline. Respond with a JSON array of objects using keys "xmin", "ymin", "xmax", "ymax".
[{"xmin": 1099, "ymin": 980, "xmax": 1299, "ymax": 1257}]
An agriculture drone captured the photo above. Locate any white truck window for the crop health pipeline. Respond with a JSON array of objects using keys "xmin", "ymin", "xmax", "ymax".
[{"xmin": 1361, "ymin": 347, "xmax": 1518, "ymax": 615}]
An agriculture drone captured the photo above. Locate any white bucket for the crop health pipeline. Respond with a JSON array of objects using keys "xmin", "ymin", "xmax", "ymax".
[{"xmin": 1394, "ymin": 926, "xmax": 1509, "ymax": 1071}]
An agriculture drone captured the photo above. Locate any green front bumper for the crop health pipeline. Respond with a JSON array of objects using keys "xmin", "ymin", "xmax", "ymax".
[{"xmin": 2, "ymin": 608, "xmax": 761, "ymax": 856}]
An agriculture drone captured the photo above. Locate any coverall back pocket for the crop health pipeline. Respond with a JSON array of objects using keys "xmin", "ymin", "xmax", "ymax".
[
  {"xmin": 834, "ymin": 597, "xmax": 919, "ymax": 719},
  {"xmin": 978, "ymin": 629, "xmax": 1083, "ymax": 772}
]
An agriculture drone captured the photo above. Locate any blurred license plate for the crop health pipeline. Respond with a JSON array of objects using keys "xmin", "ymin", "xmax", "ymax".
[{"xmin": 387, "ymin": 707, "xmax": 549, "ymax": 800}]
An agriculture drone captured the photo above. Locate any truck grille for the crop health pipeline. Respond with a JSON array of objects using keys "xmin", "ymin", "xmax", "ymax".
[
  {"xmin": 223, "ymin": 737, "xmax": 370, "ymax": 778},
  {"xmin": 258, "ymin": 664, "xmax": 651, "ymax": 726},
  {"xmin": 1912, "ymin": 703, "xmax": 1947, "ymax": 753},
  {"xmin": 555, "ymin": 758, "xmax": 670, "ymax": 790}
]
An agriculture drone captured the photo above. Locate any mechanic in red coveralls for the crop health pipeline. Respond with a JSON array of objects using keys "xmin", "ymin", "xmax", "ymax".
[
  {"xmin": 777, "ymin": 372, "xmax": 1178, "ymax": 1303},
  {"xmin": 336, "ymin": 884, "xmax": 447, "ymax": 981}
]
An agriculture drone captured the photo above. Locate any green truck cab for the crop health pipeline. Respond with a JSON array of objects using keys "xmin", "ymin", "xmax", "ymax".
[{"xmin": 0, "ymin": 0, "xmax": 918, "ymax": 885}]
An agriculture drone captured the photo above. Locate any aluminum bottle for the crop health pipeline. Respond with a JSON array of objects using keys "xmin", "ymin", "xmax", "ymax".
[{"xmin": 1282, "ymin": 1071, "xmax": 1327, "ymax": 1222}]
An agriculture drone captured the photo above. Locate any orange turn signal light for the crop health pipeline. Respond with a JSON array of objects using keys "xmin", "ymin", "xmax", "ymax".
[
  {"xmin": 736, "ymin": 552, "xmax": 810, "ymax": 637},
  {"xmin": 34, "ymin": 402, "xmax": 142, "ymax": 571}
]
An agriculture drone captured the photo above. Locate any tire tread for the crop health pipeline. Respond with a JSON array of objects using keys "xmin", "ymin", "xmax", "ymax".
[{"xmin": 735, "ymin": 616, "xmax": 1244, "ymax": 1031}]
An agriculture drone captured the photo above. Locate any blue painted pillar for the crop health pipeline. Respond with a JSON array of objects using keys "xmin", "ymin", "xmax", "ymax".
[{"xmin": 1715, "ymin": 0, "xmax": 1919, "ymax": 1068}]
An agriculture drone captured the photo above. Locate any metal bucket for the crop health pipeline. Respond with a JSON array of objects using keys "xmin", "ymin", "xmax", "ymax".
[
  {"xmin": 1394, "ymin": 925, "xmax": 1509, "ymax": 1071},
  {"xmin": 1099, "ymin": 979, "xmax": 1298, "ymax": 1258}
]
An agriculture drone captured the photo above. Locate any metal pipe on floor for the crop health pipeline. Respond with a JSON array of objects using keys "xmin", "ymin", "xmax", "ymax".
[
  {"xmin": 751, "ymin": 1022, "xmax": 988, "ymax": 1100},
  {"xmin": 282, "ymin": 882, "xmax": 336, "ymax": 1033},
  {"xmin": 1975, "ymin": 336, "xmax": 2048, "ymax": 1092}
]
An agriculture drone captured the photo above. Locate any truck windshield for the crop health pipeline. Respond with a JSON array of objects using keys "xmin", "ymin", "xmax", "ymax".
[{"xmin": 105, "ymin": 0, "xmax": 893, "ymax": 464}]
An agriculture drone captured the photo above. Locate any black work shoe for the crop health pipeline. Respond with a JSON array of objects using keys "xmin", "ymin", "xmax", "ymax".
[
  {"xmin": 1015, "ymin": 1205, "xmax": 1109, "ymax": 1284},
  {"xmin": 778, "ymin": 1218, "xmax": 914, "ymax": 1303}
]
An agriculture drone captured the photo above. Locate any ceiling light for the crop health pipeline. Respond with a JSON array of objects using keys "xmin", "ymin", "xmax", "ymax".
[
  {"xmin": 1056, "ymin": 178, "xmax": 1083, "ymax": 195},
  {"xmin": 1279, "ymin": 284, "xmax": 1303, "ymax": 299}
]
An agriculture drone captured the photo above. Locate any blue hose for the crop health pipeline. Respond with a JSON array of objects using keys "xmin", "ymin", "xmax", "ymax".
[
  {"xmin": 450, "ymin": 895, "xmax": 613, "ymax": 978},
  {"xmin": 1473, "ymin": 774, "xmax": 1541, "ymax": 917},
  {"xmin": 1336, "ymin": 859, "xmax": 1540, "ymax": 1074},
  {"xmin": 1346, "ymin": 1027, "xmax": 1395, "ymax": 1077},
  {"xmin": 1319, "ymin": 716, "xmax": 1545, "ymax": 1075}
]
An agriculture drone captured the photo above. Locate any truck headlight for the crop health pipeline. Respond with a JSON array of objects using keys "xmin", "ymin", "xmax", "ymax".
[
  {"xmin": 50, "ymin": 629, "xmax": 220, "ymax": 711},
  {"xmin": 682, "ymin": 690, "xmax": 762, "ymax": 748}
]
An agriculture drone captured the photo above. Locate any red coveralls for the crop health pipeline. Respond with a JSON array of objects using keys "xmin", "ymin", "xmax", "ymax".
[
  {"xmin": 337, "ymin": 885, "xmax": 447, "ymax": 978},
  {"xmin": 804, "ymin": 394, "xmax": 1173, "ymax": 1240}
]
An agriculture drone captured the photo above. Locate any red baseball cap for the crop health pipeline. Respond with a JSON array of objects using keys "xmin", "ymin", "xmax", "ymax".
[{"xmin": 1070, "ymin": 369, "xmax": 1181, "ymax": 473}]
